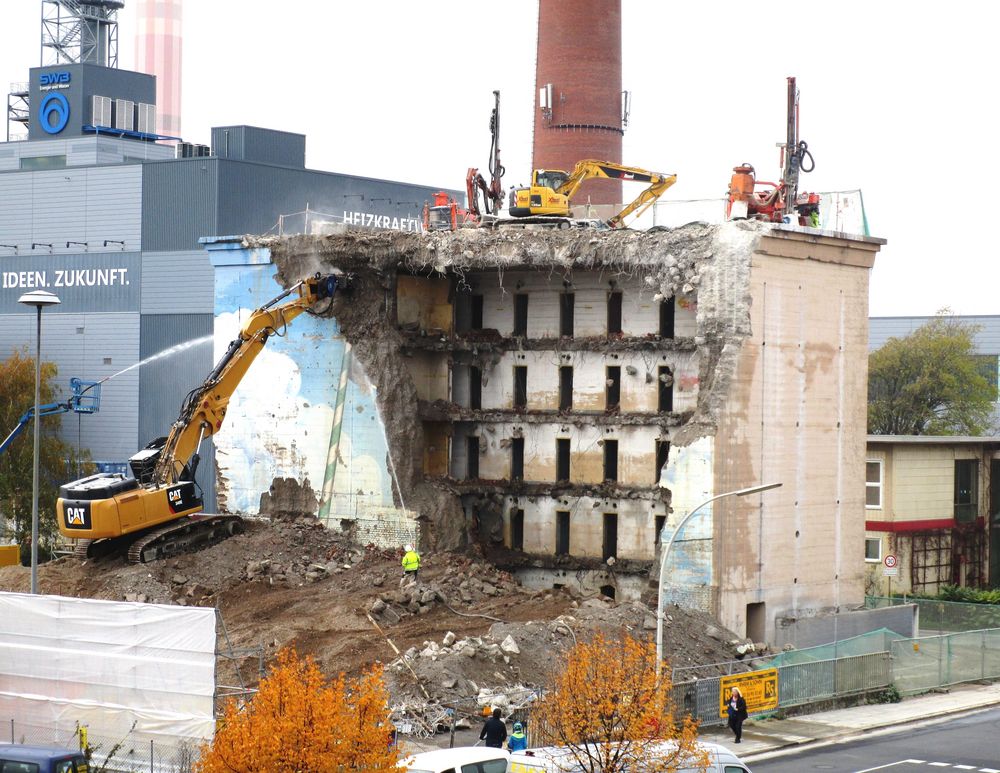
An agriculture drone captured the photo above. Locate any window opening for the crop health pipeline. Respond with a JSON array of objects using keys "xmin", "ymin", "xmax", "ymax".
[
  {"xmin": 510, "ymin": 437, "xmax": 524, "ymax": 480},
  {"xmin": 559, "ymin": 366, "xmax": 574, "ymax": 411},
  {"xmin": 471, "ymin": 294, "xmax": 484, "ymax": 330},
  {"xmin": 513, "ymin": 366, "xmax": 527, "ymax": 409},
  {"xmin": 607, "ymin": 291, "xmax": 623, "ymax": 336},
  {"xmin": 559, "ymin": 293, "xmax": 575, "ymax": 337},
  {"xmin": 955, "ymin": 459, "xmax": 979, "ymax": 523},
  {"xmin": 467, "ymin": 436, "xmax": 479, "ymax": 479},
  {"xmin": 602, "ymin": 513, "xmax": 618, "ymax": 560},
  {"xmin": 655, "ymin": 440, "xmax": 670, "ymax": 485},
  {"xmin": 556, "ymin": 438, "xmax": 570, "ymax": 481},
  {"xmin": 660, "ymin": 296, "xmax": 675, "ymax": 338},
  {"xmin": 606, "ymin": 366, "xmax": 621, "ymax": 410},
  {"xmin": 513, "ymin": 293, "xmax": 529, "ymax": 336},
  {"xmin": 658, "ymin": 366, "xmax": 673, "ymax": 412},
  {"xmin": 511, "ymin": 509, "xmax": 524, "ymax": 551},
  {"xmin": 469, "ymin": 366, "xmax": 482, "ymax": 410},
  {"xmin": 555, "ymin": 510, "xmax": 570, "ymax": 555},
  {"xmin": 603, "ymin": 439, "xmax": 618, "ymax": 482},
  {"xmin": 866, "ymin": 460, "xmax": 883, "ymax": 508}
]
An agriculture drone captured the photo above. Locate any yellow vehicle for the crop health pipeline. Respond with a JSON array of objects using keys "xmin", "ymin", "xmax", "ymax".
[
  {"xmin": 56, "ymin": 273, "xmax": 342, "ymax": 563},
  {"xmin": 508, "ymin": 159, "xmax": 676, "ymax": 228}
]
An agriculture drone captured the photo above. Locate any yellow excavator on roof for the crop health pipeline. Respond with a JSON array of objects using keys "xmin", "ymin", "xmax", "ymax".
[
  {"xmin": 57, "ymin": 273, "xmax": 342, "ymax": 563},
  {"xmin": 508, "ymin": 159, "xmax": 676, "ymax": 228}
]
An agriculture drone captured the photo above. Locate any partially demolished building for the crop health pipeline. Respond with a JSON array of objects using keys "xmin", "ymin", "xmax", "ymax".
[{"xmin": 210, "ymin": 220, "xmax": 882, "ymax": 641}]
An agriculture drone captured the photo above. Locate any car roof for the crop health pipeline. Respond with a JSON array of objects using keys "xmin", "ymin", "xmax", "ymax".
[
  {"xmin": 400, "ymin": 746, "xmax": 510, "ymax": 767},
  {"xmin": 0, "ymin": 743, "xmax": 82, "ymax": 761},
  {"xmin": 509, "ymin": 740, "xmax": 742, "ymax": 766}
]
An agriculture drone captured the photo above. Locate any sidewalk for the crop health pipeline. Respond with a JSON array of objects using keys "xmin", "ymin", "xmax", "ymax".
[{"xmin": 698, "ymin": 681, "xmax": 1000, "ymax": 761}]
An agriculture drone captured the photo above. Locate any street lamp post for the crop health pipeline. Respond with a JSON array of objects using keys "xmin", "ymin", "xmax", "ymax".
[
  {"xmin": 18, "ymin": 290, "xmax": 61, "ymax": 594},
  {"xmin": 655, "ymin": 481, "xmax": 782, "ymax": 680}
]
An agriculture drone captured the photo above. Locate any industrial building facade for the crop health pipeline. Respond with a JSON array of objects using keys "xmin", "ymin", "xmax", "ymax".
[
  {"xmin": 222, "ymin": 222, "xmax": 883, "ymax": 642},
  {"xmin": 0, "ymin": 58, "xmax": 456, "ymax": 509}
]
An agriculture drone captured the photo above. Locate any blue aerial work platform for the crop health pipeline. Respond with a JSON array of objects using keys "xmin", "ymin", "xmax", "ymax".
[{"xmin": 0, "ymin": 378, "xmax": 101, "ymax": 456}]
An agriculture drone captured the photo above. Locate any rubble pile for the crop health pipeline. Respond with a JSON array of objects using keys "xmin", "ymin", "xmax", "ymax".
[
  {"xmin": 1, "ymin": 516, "xmax": 773, "ymax": 722},
  {"xmin": 368, "ymin": 556, "xmax": 522, "ymax": 624}
]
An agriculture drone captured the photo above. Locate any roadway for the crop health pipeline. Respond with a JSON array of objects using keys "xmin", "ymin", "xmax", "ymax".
[{"xmin": 750, "ymin": 710, "xmax": 1000, "ymax": 772}]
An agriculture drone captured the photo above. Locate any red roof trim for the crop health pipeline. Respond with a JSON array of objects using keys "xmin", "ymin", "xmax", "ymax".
[{"xmin": 866, "ymin": 518, "xmax": 956, "ymax": 532}]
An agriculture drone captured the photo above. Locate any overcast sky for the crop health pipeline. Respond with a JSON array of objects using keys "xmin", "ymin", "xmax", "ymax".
[{"xmin": 2, "ymin": 1, "xmax": 993, "ymax": 317}]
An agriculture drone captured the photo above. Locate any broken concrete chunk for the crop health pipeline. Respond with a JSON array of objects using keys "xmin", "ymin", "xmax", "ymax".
[
  {"xmin": 442, "ymin": 631, "xmax": 456, "ymax": 646},
  {"xmin": 500, "ymin": 635, "xmax": 520, "ymax": 656}
]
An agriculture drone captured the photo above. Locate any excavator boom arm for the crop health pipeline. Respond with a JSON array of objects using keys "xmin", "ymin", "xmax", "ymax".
[
  {"xmin": 152, "ymin": 274, "xmax": 340, "ymax": 484},
  {"xmin": 556, "ymin": 160, "xmax": 667, "ymax": 199},
  {"xmin": 607, "ymin": 174, "xmax": 677, "ymax": 229}
]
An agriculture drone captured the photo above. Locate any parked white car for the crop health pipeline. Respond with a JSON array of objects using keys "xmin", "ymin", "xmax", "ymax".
[
  {"xmin": 507, "ymin": 741, "xmax": 751, "ymax": 772},
  {"xmin": 399, "ymin": 745, "xmax": 510, "ymax": 773}
]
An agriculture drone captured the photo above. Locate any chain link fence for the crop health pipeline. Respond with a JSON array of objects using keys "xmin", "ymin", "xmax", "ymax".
[
  {"xmin": 867, "ymin": 594, "xmax": 1000, "ymax": 633},
  {"xmin": 3, "ymin": 718, "xmax": 202, "ymax": 773}
]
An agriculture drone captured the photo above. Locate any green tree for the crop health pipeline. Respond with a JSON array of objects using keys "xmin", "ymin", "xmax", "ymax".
[
  {"xmin": 0, "ymin": 349, "xmax": 89, "ymax": 559},
  {"xmin": 868, "ymin": 315, "xmax": 997, "ymax": 435}
]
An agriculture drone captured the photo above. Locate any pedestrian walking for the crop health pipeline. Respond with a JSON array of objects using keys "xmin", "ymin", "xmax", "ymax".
[
  {"xmin": 507, "ymin": 721, "xmax": 527, "ymax": 752},
  {"xmin": 479, "ymin": 707, "xmax": 507, "ymax": 749},
  {"xmin": 726, "ymin": 686, "xmax": 748, "ymax": 744},
  {"xmin": 400, "ymin": 543, "xmax": 420, "ymax": 586}
]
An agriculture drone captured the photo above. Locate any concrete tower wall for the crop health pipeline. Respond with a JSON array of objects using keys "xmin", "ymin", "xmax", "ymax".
[
  {"xmin": 532, "ymin": 0, "xmax": 623, "ymax": 207},
  {"xmin": 134, "ymin": 0, "xmax": 182, "ymax": 137}
]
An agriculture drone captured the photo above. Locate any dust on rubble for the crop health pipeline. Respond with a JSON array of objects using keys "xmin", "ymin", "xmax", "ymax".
[{"xmin": 0, "ymin": 518, "xmax": 765, "ymax": 722}]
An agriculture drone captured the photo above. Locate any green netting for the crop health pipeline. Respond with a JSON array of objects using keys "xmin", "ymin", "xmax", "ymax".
[
  {"xmin": 768, "ymin": 628, "xmax": 904, "ymax": 667},
  {"xmin": 866, "ymin": 595, "xmax": 1000, "ymax": 632}
]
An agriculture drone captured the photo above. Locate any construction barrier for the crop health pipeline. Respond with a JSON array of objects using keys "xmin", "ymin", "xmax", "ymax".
[{"xmin": 0, "ymin": 544, "xmax": 18, "ymax": 567}]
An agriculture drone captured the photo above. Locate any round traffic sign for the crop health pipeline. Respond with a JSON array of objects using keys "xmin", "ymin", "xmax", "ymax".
[{"xmin": 884, "ymin": 554, "xmax": 897, "ymax": 568}]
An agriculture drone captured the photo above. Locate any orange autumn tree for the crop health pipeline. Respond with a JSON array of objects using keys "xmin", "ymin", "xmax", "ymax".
[
  {"xmin": 533, "ymin": 633, "xmax": 707, "ymax": 773},
  {"xmin": 196, "ymin": 648, "xmax": 398, "ymax": 773}
]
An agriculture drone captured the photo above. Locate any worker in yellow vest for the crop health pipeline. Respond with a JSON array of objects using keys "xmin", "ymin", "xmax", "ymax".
[{"xmin": 401, "ymin": 544, "xmax": 421, "ymax": 586}]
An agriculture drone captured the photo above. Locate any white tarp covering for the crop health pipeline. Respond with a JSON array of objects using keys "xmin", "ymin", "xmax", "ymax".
[{"xmin": 0, "ymin": 592, "xmax": 216, "ymax": 743}]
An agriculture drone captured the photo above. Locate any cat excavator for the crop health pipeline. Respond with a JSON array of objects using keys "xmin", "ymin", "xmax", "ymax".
[
  {"xmin": 507, "ymin": 160, "xmax": 676, "ymax": 228},
  {"xmin": 57, "ymin": 273, "xmax": 342, "ymax": 563}
]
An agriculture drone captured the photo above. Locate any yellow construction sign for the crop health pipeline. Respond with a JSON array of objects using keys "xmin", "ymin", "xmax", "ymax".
[{"xmin": 719, "ymin": 668, "xmax": 779, "ymax": 717}]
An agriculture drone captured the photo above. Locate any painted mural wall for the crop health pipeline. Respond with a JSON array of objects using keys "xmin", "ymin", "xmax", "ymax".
[{"xmin": 208, "ymin": 245, "xmax": 417, "ymax": 547}]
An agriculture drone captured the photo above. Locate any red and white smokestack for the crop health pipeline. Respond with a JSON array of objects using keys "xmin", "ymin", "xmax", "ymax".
[
  {"xmin": 532, "ymin": 0, "xmax": 623, "ymax": 207},
  {"xmin": 134, "ymin": 0, "xmax": 182, "ymax": 138}
]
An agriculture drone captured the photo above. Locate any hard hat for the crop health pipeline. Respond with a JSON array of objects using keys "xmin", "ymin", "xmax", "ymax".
[
  {"xmin": 513, "ymin": 722, "xmax": 523, "ymax": 731},
  {"xmin": 404, "ymin": 544, "xmax": 413, "ymax": 552}
]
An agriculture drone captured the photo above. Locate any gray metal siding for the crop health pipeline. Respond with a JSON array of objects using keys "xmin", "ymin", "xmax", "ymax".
[
  {"xmin": 870, "ymin": 316, "xmax": 1000, "ymax": 354},
  {"xmin": 141, "ymin": 158, "xmax": 219, "ymax": 251},
  {"xmin": 140, "ymin": 251, "xmax": 214, "ymax": 314},
  {"xmin": 0, "ymin": 164, "xmax": 142, "ymax": 249},
  {"xmin": 0, "ymin": 311, "xmax": 139, "ymax": 463},
  {"xmin": 212, "ymin": 126, "xmax": 306, "ymax": 168},
  {"xmin": 138, "ymin": 313, "xmax": 216, "ymax": 506},
  {"xmin": 215, "ymin": 161, "xmax": 439, "ymax": 237},
  {"xmin": 0, "ymin": 137, "xmax": 172, "ymax": 171}
]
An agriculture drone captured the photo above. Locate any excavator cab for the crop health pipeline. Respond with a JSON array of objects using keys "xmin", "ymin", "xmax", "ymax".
[{"xmin": 509, "ymin": 169, "xmax": 573, "ymax": 218}]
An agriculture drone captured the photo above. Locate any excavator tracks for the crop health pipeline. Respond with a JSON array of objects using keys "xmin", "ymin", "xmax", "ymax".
[
  {"xmin": 73, "ymin": 515, "xmax": 244, "ymax": 564},
  {"xmin": 126, "ymin": 514, "xmax": 245, "ymax": 563}
]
